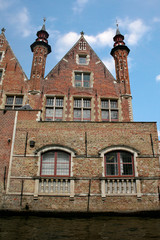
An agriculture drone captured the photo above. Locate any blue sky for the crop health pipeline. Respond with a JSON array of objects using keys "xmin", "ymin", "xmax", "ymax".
[{"xmin": 0, "ymin": 0, "xmax": 160, "ymax": 138}]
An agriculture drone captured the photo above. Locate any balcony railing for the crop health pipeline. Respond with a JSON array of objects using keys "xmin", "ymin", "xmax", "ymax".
[
  {"xmin": 33, "ymin": 178, "xmax": 75, "ymax": 198},
  {"xmin": 101, "ymin": 178, "xmax": 141, "ymax": 197},
  {"xmin": 105, "ymin": 178, "xmax": 136, "ymax": 195}
]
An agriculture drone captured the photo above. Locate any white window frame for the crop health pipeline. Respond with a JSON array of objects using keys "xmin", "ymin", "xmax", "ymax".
[
  {"xmin": 101, "ymin": 99, "xmax": 119, "ymax": 122},
  {"xmin": 45, "ymin": 96, "xmax": 64, "ymax": 121},
  {"xmin": 74, "ymin": 72, "xmax": 91, "ymax": 88},
  {"xmin": 73, "ymin": 98, "xmax": 91, "ymax": 121},
  {"xmin": 5, "ymin": 95, "xmax": 24, "ymax": 109}
]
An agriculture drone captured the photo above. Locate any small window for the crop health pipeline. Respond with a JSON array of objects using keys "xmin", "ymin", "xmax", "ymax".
[
  {"xmin": 41, "ymin": 151, "xmax": 70, "ymax": 177},
  {"xmin": 0, "ymin": 52, "xmax": 2, "ymax": 61},
  {"xmin": 75, "ymin": 72, "xmax": 90, "ymax": 88},
  {"xmin": 74, "ymin": 98, "xmax": 91, "ymax": 121},
  {"xmin": 105, "ymin": 151, "xmax": 134, "ymax": 177},
  {"xmin": 5, "ymin": 95, "xmax": 23, "ymax": 109},
  {"xmin": 45, "ymin": 96, "xmax": 63, "ymax": 121},
  {"xmin": 101, "ymin": 99, "xmax": 118, "ymax": 122},
  {"xmin": 79, "ymin": 55, "xmax": 87, "ymax": 65},
  {"xmin": 0, "ymin": 69, "xmax": 3, "ymax": 83}
]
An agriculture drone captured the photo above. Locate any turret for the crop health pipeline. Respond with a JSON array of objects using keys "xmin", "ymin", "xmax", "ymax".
[
  {"xmin": 30, "ymin": 19, "xmax": 51, "ymax": 91},
  {"xmin": 111, "ymin": 25, "xmax": 133, "ymax": 121},
  {"xmin": 111, "ymin": 25, "xmax": 131, "ymax": 95}
]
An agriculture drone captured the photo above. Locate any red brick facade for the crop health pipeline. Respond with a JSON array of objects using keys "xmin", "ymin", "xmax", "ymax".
[{"xmin": 0, "ymin": 25, "xmax": 159, "ymax": 213}]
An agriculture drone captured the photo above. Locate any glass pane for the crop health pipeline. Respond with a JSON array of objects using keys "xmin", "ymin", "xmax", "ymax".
[
  {"xmin": 41, "ymin": 152, "xmax": 55, "ymax": 175},
  {"xmin": 106, "ymin": 152, "xmax": 117, "ymax": 163},
  {"xmin": 74, "ymin": 109, "xmax": 81, "ymax": 119},
  {"xmin": 15, "ymin": 96, "xmax": 23, "ymax": 105},
  {"xmin": 120, "ymin": 152, "xmax": 132, "ymax": 163},
  {"xmin": 57, "ymin": 151, "xmax": 70, "ymax": 163},
  {"xmin": 75, "ymin": 80, "xmax": 82, "ymax": 87},
  {"xmin": 0, "ymin": 69, "xmax": 2, "ymax": 79},
  {"xmin": 75, "ymin": 73, "xmax": 82, "ymax": 81},
  {"xmin": 55, "ymin": 108, "xmax": 62, "ymax": 118},
  {"xmin": 74, "ymin": 99, "xmax": 81, "ymax": 107},
  {"xmin": 106, "ymin": 164, "xmax": 118, "ymax": 176},
  {"xmin": 5, "ymin": 106, "xmax": 12, "ymax": 109},
  {"xmin": 56, "ymin": 98, "xmax": 63, "ymax": 107},
  {"xmin": 83, "ymin": 99, "xmax": 91, "ymax": 108},
  {"xmin": 83, "ymin": 73, "xmax": 90, "ymax": 87},
  {"xmin": 57, "ymin": 151, "xmax": 70, "ymax": 175},
  {"xmin": 46, "ymin": 98, "xmax": 54, "ymax": 106},
  {"xmin": 121, "ymin": 164, "xmax": 133, "ymax": 175},
  {"xmin": 101, "ymin": 100, "xmax": 109, "ymax": 109},
  {"xmin": 0, "ymin": 53, "xmax": 2, "ymax": 61},
  {"xmin": 83, "ymin": 73, "xmax": 90, "ymax": 81},
  {"xmin": 46, "ymin": 108, "xmax": 53, "ymax": 118},
  {"xmin": 79, "ymin": 56, "xmax": 86, "ymax": 64},
  {"xmin": 83, "ymin": 109, "xmax": 90, "ymax": 120},
  {"xmin": 111, "ymin": 110, "xmax": 118, "ymax": 120},
  {"xmin": 111, "ymin": 100, "xmax": 118, "ymax": 109},
  {"xmin": 102, "ymin": 110, "xmax": 109, "ymax": 120},
  {"xmin": 6, "ymin": 96, "xmax": 14, "ymax": 105}
]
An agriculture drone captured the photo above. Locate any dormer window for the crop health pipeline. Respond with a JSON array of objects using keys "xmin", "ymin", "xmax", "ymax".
[{"xmin": 79, "ymin": 55, "xmax": 87, "ymax": 65}]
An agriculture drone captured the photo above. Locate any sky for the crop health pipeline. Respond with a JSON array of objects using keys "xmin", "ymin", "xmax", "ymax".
[{"xmin": 0, "ymin": 0, "xmax": 160, "ymax": 139}]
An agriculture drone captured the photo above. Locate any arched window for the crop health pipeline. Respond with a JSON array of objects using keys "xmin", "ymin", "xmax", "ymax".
[
  {"xmin": 41, "ymin": 150, "xmax": 70, "ymax": 177},
  {"xmin": 105, "ymin": 151, "xmax": 134, "ymax": 177}
]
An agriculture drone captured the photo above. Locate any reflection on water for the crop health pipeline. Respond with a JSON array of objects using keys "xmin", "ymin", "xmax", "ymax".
[{"xmin": 0, "ymin": 214, "xmax": 160, "ymax": 240}]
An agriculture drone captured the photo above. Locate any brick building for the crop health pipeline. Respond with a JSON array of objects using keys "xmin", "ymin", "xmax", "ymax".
[{"xmin": 0, "ymin": 22, "xmax": 159, "ymax": 213}]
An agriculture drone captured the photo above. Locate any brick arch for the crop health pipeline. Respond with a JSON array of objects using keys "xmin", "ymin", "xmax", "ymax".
[{"xmin": 35, "ymin": 144, "xmax": 77, "ymax": 156}]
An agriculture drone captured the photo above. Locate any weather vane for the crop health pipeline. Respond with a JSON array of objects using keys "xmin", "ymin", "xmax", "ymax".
[{"xmin": 43, "ymin": 17, "xmax": 46, "ymax": 23}]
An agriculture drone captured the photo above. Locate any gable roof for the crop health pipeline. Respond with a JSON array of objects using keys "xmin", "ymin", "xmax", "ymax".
[{"xmin": 45, "ymin": 34, "xmax": 115, "ymax": 82}]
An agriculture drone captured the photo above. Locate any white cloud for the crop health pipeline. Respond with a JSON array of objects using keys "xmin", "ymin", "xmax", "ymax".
[
  {"xmin": 153, "ymin": 17, "xmax": 160, "ymax": 23},
  {"xmin": 54, "ymin": 29, "xmax": 115, "ymax": 61},
  {"xmin": 102, "ymin": 57, "xmax": 115, "ymax": 75},
  {"xmin": 121, "ymin": 18, "xmax": 149, "ymax": 45},
  {"xmin": 0, "ymin": 0, "xmax": 12, "ymax": 10},
  {"xmin": 54, "ymin": 32, "xmax": 80, "ymax": 60},
  {"xmin": 73, "ymin": 0, "xmax": 89, "ymax": 13},
  {"xmin": 156, "ymin": 74, "xmax": 160, "ymax": 82},
  {"xmin": 158, "ymin": 130, "xmax": 160, "ymax": 139},
  {"xmin": 9, "ymin": 7, "xmax": 32, "ymax": 37}
]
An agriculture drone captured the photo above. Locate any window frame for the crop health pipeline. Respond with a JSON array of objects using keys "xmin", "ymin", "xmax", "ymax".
[
  {"xmin": 40, "ymin": 150, "xmax": 71, "ymax": 177},
  {"xmin": 5, "ymin": 95, "xmax": 24, "ymax": 109},
  {"xmin": 78, "ymin": 55, "xmax": 87, "ymax": 65},
  {"xmin": 105, "ymin": 150, "xmax": 135, "ymax": 177},
  {"xmin": 0, "ymin": 68, "xmax": 4, "ymax": 84},
  {"xmin": 73, "ymin": 98, "xmax": 91, "ymax": 121},
  {"xmin": 45, "ymin": 96, "xmax": 64, "ymax": 121},
  {"xmin": 101, "ymin": 99, "xmax": 118, "ymax": 122},
  {"xmin": 74, "ymin": 72, "xmax": 91, "ymax": 88}
]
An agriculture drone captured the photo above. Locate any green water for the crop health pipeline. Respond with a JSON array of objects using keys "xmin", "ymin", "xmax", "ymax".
[{"xmin": 0, "ymin": 215, "xmax": 160, "ymax": 240}]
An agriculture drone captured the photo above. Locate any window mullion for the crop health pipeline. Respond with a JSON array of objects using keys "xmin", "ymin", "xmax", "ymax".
[
  {"xmin": 117, "ymin": 152, "xmax": 121, "ymax": 176},
  {"xmin": 109, "ymin": 100, "xmax": 111, "ymax": 121},
  {"xmin": 82, "ymin": 98, "xmax": 83, "ymax": 121},
  {"xmin": 54, "ymin": 151, "xmax": 57, "ymax": 176}
]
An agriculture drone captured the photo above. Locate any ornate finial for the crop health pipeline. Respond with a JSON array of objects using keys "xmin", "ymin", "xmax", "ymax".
[
  {"xmin": 1, "ymin": 28, "xmax": 6, "ymax": 33},
  {"xmin": 116, "ymin": 20, "xmax": 121, "ymax": 35},
  {"xmin": 116, "ymin": 19, "xmax": 119, "ymax": 28},
  {"xmin": 80, "ymin": 31, "xmax": 84, "ymax": 36},
  {"xmin": 43, "ymin": 17, "xmax": 46, "ymax": 24},
  {"xmin": 42, "ymin": 18, "xmax": 46, "ymax": 31}
]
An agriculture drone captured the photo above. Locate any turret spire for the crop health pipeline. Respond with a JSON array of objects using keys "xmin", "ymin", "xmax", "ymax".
[{"xmin": 30, "ymin": 20, "xmax": 52, "ymax": 92}]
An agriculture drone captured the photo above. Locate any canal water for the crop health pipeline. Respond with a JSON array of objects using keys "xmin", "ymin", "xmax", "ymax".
[{"xmin": 0, "ymin": 214, "xmax": 160, "ymax": 240}]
